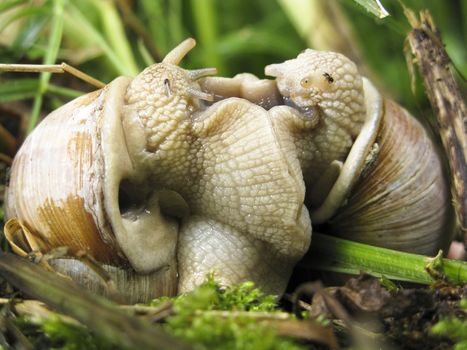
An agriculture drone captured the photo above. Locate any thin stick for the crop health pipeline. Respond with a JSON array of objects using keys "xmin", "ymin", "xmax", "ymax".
[
  {"xmin": 0, "ymin": 252, "xmax": 193, "ymax": 350},
  {"xmin": 405, "ymin": 9, "xmax": 467, "ymax": 244},
  {"xmin": 0, "ymin": 63, "xmax": 105, "ymax": 89}
]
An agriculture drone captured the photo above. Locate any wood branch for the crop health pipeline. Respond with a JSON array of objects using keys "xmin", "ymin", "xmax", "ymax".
[
  {"xmin": 406, "ymin": 9, "xmax": 467, "ymax": 245},
  {"xmin": 0, "ymin": 252, "xmax": 193, "ymax": 350}
]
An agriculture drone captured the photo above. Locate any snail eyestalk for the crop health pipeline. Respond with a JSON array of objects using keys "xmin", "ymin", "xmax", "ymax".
[
  {"xmin": 162, "ymin": 38, "xmax": 197, "ymax": 65},
  {"xmin": 187, "ymin": 87, "xmax": 214, "ymax": 102},
  {"xmin": 188, "ymin": 68, "xmax": 218, "ymax": 80}
]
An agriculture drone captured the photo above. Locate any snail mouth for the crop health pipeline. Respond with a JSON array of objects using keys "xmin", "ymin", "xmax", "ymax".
[
  {"xmin": 196, "ymin": 76, "xmax": 320, "ymax": 118},
  {"xmin": 282, "ymin": 96, "xmax": 318, "ymax": 118}
]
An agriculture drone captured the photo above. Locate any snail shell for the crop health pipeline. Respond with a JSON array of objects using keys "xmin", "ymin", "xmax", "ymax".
[
  {"xmin": 327, "ymin": 97, "xmax": 455, "ymax": 254},
  {"xmin": 5, "ymin": 76, "xmax": 179, "ymax": 303}
]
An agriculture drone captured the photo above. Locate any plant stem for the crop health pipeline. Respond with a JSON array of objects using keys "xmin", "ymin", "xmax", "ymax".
[
  {"xmin": 190, "ymin": 0, "xmax": 224, "ymax": 72},
  {"xmin": 27, "ymin": 0, "xmax": 65, "ymax": 133},
  {"xmin": 46, "ymin": 84, "xmax": 83, "ymax": 98},
  {"xmin": 304, "ymin": 232, "xmax": 467, "ymax": 284},
  {"xmin": 0, "ymin": 253, "xmax": 193, "ymax": 350}
]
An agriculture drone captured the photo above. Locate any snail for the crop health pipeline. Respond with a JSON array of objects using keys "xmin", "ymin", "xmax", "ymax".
[
  {"xmin": 201, "ymin": 49, "xmax": 454, "ymax": 254},
  {"xmin": 4, "ymin": 39, "xmax": 311, "ymax": 303},
  {"xmin": 263, "ymin": 50, "xmax": 455, "ymax": 254},
  {"xmin": 4, "ymin": 40, "xmax": 455, "ymax": 303}
]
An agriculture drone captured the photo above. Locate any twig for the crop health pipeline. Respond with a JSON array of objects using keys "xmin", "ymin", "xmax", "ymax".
[
  {"xmin": 195, "ymin": 309, "xmax": 338, "ymax": 348},
  {"xmin": 0, "ymin": 63, "xmax": 105, "ymax": 89},
  {"xmin": 0, "ymin": 298, "xmax": 80, "ymax": 326},
  {"xmin": 0, "ymin": 253, "xmax": 193, "ymax": 350},
  {"xmin": 405, "ymin": 9, "xmax": 467, "ymax": 244}
]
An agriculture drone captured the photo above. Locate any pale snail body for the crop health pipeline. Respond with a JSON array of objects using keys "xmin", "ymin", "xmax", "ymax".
[
  {"xmin": 4, "ymin": 40, "xmax": 454, "ymax": 303},
  {"xmin": 262, "ymin": 50, "xmax": 454, "ymax": 254},
  {"xmin": 201, "ymin": 50, "xmax": 453, "ymax": 256},
  {"xmin": 5, "ymin": 39, "xmax": 311, "ymax": 302}
]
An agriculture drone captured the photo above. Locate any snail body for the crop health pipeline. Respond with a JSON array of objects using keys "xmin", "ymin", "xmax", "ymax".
[
  {"xmin": 5, "ymin": 39, "xmax": 311, "ymax": 302},
  {"xmin": 264, "ymin": 49, "xmax": 454, "ymax": 254}
]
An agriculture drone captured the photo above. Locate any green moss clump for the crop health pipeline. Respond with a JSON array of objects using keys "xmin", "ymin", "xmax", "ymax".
[
  {"xmin": 14, "ymin": 316, "xmax": 118, "ymax": 350},
  {"xmin": 152, "ymin": 275, "xmax": 306, "ymax": 350},
  {"xmin": 41, "ymin": 319, "xmax": 116, "ymax": 350},
  {"xmin": 13, "ymin": 276, "xmax": 305, "ymax": 350},
  {"xmin": 431, "ymin": 298, "xmax": 467, "ymax": 350}
]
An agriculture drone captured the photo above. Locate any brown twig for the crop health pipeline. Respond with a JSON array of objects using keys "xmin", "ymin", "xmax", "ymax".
[
  {"xmin": 0, "ymin": 253, "xmax": 193, "ymax": 350},
  {"xmin": 0, "ymin": 63, "xmax": 105, "ymax": 88},
  {"xmin": 405, "ymin": 9, "xmax": 467, "ymax": 245}
]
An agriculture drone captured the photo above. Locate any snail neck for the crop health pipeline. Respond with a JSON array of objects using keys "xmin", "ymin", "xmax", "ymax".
[
  {"xmin": 124, "ymin": 64, "xmax": 195, "ymax": 153},
  {"xmin": 299, "ymin": 107, "xmax": 366, "ymax": 183},
  {"xmin": 319, "ymin": 88, "xmax": 367, "ymax": 139},
  {"xmin": 139, "ymin": 98, "xmax": 192, "ymax": 153}
]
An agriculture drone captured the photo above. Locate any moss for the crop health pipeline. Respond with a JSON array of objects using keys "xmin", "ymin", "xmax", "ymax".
[
  {"xmin": 152, "ymin": 275, "xmax": 306, "ymax": 350},
  {"xmin": 431, "ymin": 298, "xmax": 467, "ymax": 350},
  {"xmin": 41, "ymin": 319, "xmax": 117, "ymax": 350},
  {"xmin": 13, "ymin": 276, "xmax": 306, "ymax": 350}
]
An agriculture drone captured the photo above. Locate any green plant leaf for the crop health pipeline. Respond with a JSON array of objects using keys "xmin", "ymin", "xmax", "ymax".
[
  {"xmin": 0, "ymin": 4, "xmax": 48, "ymax": 34},
  {"xmin": 92, "ymin": 0, "xmax": 139, "ymax": 75},
  {"xmin": 27, "ymin": 0, "xmax": 66, "ymax": 133},
  {"xmin": 65, "ymin": 2, "xmax": 135, "ymax": 76},
  {"xmin": 352, "ymin": 0, "xmax": 389, "ymax": 18},
  {"xmin": 0, "ymin": 78, "xmax": 39, "ymax": 102},
  {"xmin": 0, "ymin": 0, "xmax": 23, "ymax": 13}
]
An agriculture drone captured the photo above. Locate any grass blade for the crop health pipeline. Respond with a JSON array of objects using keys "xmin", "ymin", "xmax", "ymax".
[
  {"xmin": 27, "ymin": 0, "xmax": 65, "ymax": 133},
  {"xmin": 93, "ymin": 0, "xmax": 139, "ymax": 75},
  {"xmin": 190, "ymin": 0, "xmax": 224, "ymax": 72},
  {"xmin": 0, "ymin": 0, "xmax": 23, "ymax": 13},
  {"xmin": 0, "ymin": 78, "xmax": 39, "ymax": 102},
  {"xmin": 352, "ymin": 0, "xmax": 389, "ymax": 18},
  {"xmin": 65, "ymin": 2, "xmax": 134, "ymax": 76}
]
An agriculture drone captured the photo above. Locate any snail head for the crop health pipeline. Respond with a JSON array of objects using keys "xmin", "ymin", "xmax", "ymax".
[
  {"xmin": 124, "ymin": 38, "xmax": 217, "ymax": 152},
  {"xmin": 265, "ymin": 49, "xmax": 366, "ymax": 127}
]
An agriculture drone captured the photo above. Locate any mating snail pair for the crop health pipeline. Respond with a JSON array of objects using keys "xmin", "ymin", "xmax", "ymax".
[{"xmin": 3, "ymin": 39, "xmax": 455, "ymax": 303}]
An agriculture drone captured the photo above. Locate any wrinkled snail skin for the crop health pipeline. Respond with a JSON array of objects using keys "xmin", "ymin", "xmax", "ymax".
[
  {"xmin": 5, "ymin": 38, "xmax": 312, "ymax": 300},
  {"xmin": 121, "ymin": 45, "xmax": 312, "ymax": 293},
  {"xmin": 265, "ymin": 49, "xmax": 455, "ymax": 255},
  {"xmin": 265, "ymin": 50, "xmax": 367, "ymax": 186}
]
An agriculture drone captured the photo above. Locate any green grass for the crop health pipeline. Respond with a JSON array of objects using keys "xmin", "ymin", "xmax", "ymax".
[{"xmin": 0, "ymin": 0, "xmax": 464, "ymax": 130}]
